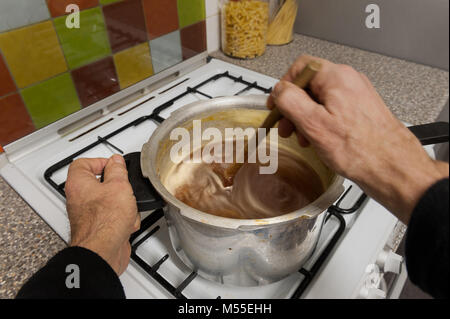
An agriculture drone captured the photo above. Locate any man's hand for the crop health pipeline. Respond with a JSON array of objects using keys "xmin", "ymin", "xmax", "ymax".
[
  {"xmin": 65, "ymin": 155, "xmax": 140, "ymax": 276},
  {"xmin": 269, "ymin": 55, "xmax": 449, "ymax": 224}
]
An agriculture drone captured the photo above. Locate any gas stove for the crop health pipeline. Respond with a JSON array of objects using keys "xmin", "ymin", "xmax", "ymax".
[{"xmin": 1, "ymin": 57, "xmax": 419, "ymax": 299}]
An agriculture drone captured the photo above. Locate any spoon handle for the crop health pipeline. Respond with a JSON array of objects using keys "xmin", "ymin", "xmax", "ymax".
[
  {"xmin": 222, "ymin": 61, "xmax": 322, "ymax": 185},
  {"xmin": 261, "ymin": 60, "xmax": 322, "ymax": 130}
]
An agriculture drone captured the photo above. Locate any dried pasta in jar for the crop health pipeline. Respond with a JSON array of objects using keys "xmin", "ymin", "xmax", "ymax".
[{"xmin": 221, "ymin": 0, "xmax": 269, "ymax": 59}]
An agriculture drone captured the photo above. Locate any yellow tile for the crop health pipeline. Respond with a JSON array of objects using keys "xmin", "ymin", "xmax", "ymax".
[
  {"xmin": 0, "ymin": 21, "xmax": 67, "ymax": 88},
  {"xmin": 113, "ymin": 42, "xmax": 154, "ymax": 89}
]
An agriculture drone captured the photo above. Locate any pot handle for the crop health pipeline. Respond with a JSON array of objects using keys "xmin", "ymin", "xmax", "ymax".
[
  {"xmin": 408, "ymin": 122, "xmax": 449, "ymax": 146},
  {"xmin": 101, "ymin": 152, "xmax": 165, "ymax": 212}
]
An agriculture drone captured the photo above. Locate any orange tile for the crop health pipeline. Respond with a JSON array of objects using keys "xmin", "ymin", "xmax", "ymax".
[
  {"xmin": 0, "ymin": 94, "xmax": 36, "ymax": 146},
  {"xmin": 142, "ymin": 0, "xmax": 179, "ymax": 40},
  {"xmin": 0, "ymin": 54, "xmax": 16, "ymax": 97},
  {"xmin": 0, "ymin": 21, "xmax": 67, "ymax": 88}
]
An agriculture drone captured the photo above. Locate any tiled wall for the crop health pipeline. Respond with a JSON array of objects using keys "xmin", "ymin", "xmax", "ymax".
[{"xmin": 0, "ymin": 0, "xmax": 207, "ymax": 147}]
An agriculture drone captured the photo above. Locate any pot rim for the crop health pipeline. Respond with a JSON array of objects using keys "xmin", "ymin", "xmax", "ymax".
[{"xmin": 142, "ymin": 95, "xmax": 345, "ymax": 230}]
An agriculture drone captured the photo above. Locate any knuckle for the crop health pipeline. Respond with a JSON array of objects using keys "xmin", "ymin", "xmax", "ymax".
[
  {"xmin": 71, "ymin": 158, "xmax": 88, "ymax": 168},
  {"xmin": 277, "ymin": 87, "xmax": 297, "ymax": 107},
  {"xmin": 67, "ymin": 159, "xmax": 81, "ymax": 172}
]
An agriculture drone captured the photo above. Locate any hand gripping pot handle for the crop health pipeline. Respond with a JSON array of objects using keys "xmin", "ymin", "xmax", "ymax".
[{"xmin": 101, "ymin": 150, "xmax": 164, "ymax": 212}]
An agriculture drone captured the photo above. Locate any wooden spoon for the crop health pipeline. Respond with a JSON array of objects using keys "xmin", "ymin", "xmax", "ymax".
[{"xmin": 215, "ymin": 61, "xmax": 322, "ymax": 187}]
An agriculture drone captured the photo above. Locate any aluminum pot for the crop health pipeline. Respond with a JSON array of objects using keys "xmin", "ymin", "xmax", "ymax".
[{"xmin": 140, "ymin": 95, "xmax": 345, "ymax": 286}]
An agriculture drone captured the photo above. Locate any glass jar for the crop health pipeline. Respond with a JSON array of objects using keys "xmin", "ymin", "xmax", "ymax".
[{"xmin": 220, "ymin": 0, "xmax": 269, "ymax": 59}]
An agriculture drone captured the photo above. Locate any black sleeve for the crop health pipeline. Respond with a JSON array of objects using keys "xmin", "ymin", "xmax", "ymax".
[
  {"xmin": 16, "ymin": 246, "xmax": 125, "ymax": 299},
  {"xmin": 405, "ymin": 178, "xmax": 449, "ymax": 299}
]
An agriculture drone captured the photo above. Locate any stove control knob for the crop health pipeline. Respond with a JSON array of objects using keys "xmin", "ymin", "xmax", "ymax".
[
  {"xmin": 360, "ymin": 287, "xmax": 386, "ymax": 299},
  {"xmin": 359, "ymin": 264, "xmax": 386, "ymax": 299},
  {"xmin": 377, "ymin": 249, "xmax": 403, "ymax": 274}
]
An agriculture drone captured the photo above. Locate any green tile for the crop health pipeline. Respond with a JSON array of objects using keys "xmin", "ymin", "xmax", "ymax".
[
  {"xmin": 177, "ymin": 0, "xmax": 205, "ymax": 28},
  {"xmin": 21, "ymin": 73, "xmax": 81, "ymax": 129},
  {"xmin": 100, "ymin": 0, "xmax": 122, "ymax": 5},
  {"xmin": 54, "ymin": 7, "xmax": 111, "ymax": 69}
]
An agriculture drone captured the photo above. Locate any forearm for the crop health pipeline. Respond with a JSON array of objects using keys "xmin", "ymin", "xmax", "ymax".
[{"xmin": 355, "ymin": 158, "xmax": 448, "ymax": 224}]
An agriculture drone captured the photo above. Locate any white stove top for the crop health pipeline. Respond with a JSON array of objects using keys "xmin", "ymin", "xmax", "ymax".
[{"xmin": 0, "ymin": 58, "xmax": 412, "ymax": 299}]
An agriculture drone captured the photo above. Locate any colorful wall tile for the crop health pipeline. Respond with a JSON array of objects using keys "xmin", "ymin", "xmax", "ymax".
[
  {"xmin": 0, "ymin": 54, "xmax": 16, "ymax": 97},
  {"xmin": 177, "ymin": 0, "xmax": 206, "ymax": 28},
  {"xmin": 0, "ymin": 21, "xmax": 67, "ymax": 88},
  {"xmin": 0, "ymin": 0, "xmax": 50, "ymax": 33},
  {"xmin": 46, "ymin": 0, "xmax": 99, "ymax": 17},
  {"xmin": 103, "ymin": 0, "xmax": 148, "ymax": 53},
  {"xmin": 114, "ymin": 42, "xmax": 154, "ymax": 89},
  {"xmin": 181, "ymin": 20, "xmax": 207, "ymax": 60},
  {"xmin": 21, "ymin": 73, "xmax": 81, "ymax": 129},
  {"xmin": 71, "ymin": 56, "xmax": 120, "ymax": 107},
  {"xmin": 54, "ymin": 7, "xmax": 111, "ymax": 69},
  {"xmin": 100, "ymin": 0, "xmax": 123, "ymax": 5},
  {"xmin": 0, "ymin": 94, "xmax": 36, "ymax": 146},
  {"xmin": 142, "ymin": 0, "xmax": 179, "ymax": 40},
  {"xmin": 0, "ymin": 0, "xmax": 207, "ymax": 147},
  {"xmin": 150, "ymin": 31, "xmax": 183, "ymax": 73}
]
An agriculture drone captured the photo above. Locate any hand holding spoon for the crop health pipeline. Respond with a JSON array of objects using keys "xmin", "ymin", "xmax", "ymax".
[{"xmin": 215, "ymin": 61, "xmax": 323, "ymax": 187}]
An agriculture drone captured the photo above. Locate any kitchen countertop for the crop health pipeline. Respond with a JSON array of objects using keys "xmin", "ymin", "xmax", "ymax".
[
  {"xmin": 0, "ymin": 33, "xmax": 448, "ymax": 299},
  {"xmin": 211, "ymin": 34, "xmax": 449, "ymax": 125}
]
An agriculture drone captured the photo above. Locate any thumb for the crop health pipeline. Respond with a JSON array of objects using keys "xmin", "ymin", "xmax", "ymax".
[
  {"xmin": 271, "ymin": 80, "xmax": 330, "ymax": 139},
  {"xmin": 103, "ymin": 154, "xmax": 129, "ymax": 184}
]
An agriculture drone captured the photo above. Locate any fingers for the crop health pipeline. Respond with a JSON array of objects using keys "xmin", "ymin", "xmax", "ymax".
[
  {"xmin": 296, "ymin": 133, "xmax": 311, "ymax": 147},
  {"xmin": 66, "ymin": 158, "xmax": 109, "ymax": 196},
  {"xmin": 282, "ymin": 55, "xmax": 314, "ymax": 82},
  {"xmin": 268, "ymin": 54, "xmax": 333, "ymax": 112},
  {"xmin": 266, "ymin": 93, "xmax": 275, "ymax": 110},
  {"xmin": 269, "ymin": 55, "xmax": 319, "ymax": 110},
  {"xmin": 283, "ymin": 55, "xmax": 331, "ymax": 82},
  {"xmin": 103, "ymin": 154, "xmax": 129, "ymax": 184},
  {"xmin": 278, "ymin": 118, "xmax": 295, "ymax": 137},
  {"xmin": 272, "ymin": 81, "xmax": 331, "ymax": 141},
  {"xmin": 68, "ymin": 157, "xmax": 109, "ymax": 178}
]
